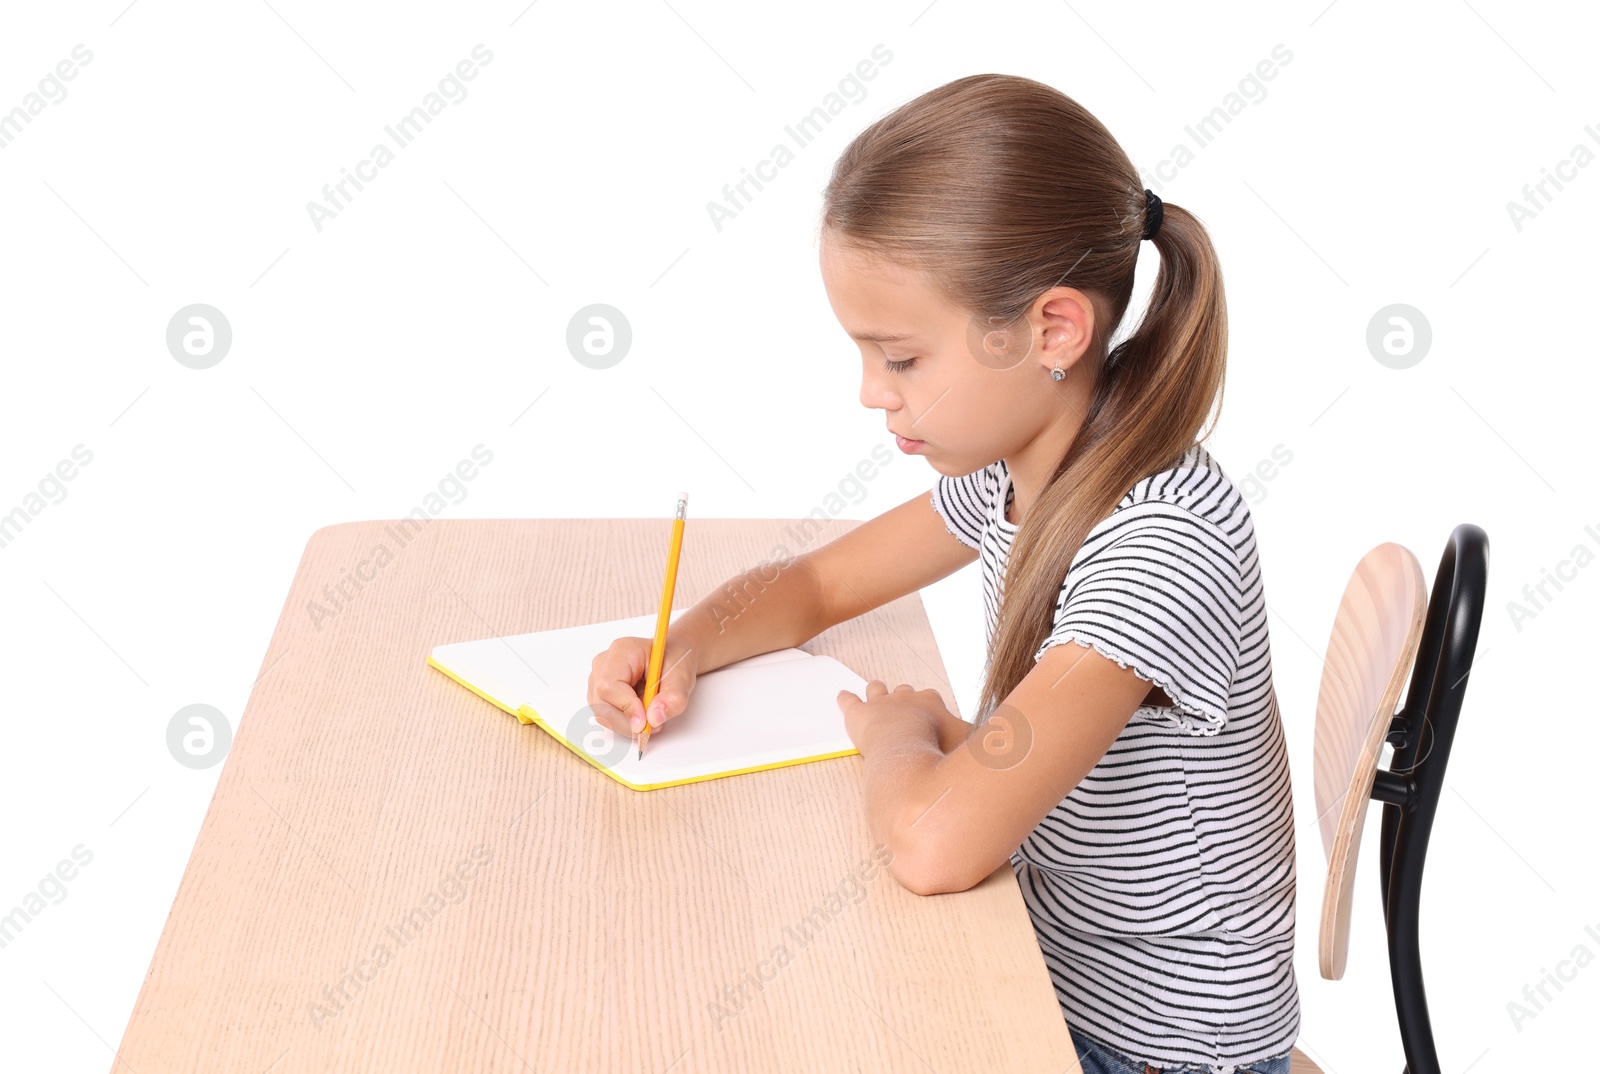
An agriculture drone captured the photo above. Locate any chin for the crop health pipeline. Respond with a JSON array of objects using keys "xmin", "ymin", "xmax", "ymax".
[{"xmin": 926, "ymin": 453, "xmax": 994, "ymax": 479}]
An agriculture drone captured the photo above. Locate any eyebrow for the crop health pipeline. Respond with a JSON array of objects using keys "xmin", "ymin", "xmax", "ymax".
[{"xmin": 851, "ymin": 331, "xmax": 917, "ymax": 344}]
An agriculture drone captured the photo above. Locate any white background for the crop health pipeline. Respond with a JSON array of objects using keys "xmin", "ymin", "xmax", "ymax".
[{"xmin": 1, "ymin": 1, "xmax": 1595, "ymax": 1070}]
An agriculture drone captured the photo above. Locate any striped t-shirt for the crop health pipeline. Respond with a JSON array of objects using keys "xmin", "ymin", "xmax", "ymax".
[{"xmin": 929, "ymin": 442, "xmax": 1300, "ymax": 1069}]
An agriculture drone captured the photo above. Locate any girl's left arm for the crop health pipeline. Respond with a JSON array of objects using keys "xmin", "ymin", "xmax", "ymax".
[{"xmin": 837, "ymin": 640, "xmax": 1156, "ymax": 895}]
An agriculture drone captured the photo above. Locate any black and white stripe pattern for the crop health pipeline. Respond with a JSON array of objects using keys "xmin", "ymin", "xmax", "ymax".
[{"xmin": 929, "ymin": 443, "xmax": 1300, "ymax": 1069}]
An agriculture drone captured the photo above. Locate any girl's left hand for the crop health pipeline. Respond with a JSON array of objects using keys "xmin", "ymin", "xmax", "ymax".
[{"xmin": 837, "ymin": 679, "xmax": 948, "ymax": 752}]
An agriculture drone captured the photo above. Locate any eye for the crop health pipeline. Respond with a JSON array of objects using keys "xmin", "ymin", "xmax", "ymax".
[{"xmin": 882, "ymin": 357, "xmax": 917, "ymax": 373}]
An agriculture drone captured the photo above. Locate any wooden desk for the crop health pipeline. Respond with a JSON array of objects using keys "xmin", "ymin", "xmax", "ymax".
[{"xmin": 113, "ymin": 519, "xmax": 1076, "ymax": 1072}]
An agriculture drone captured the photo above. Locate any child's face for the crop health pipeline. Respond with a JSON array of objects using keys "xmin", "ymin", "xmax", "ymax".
[{"xmin": 819, "ymin": 231, "xmax": 1091, "ymax": 478}]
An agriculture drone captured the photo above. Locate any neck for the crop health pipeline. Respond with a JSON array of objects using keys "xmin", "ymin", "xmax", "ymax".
[{"xmin": 1005, "ymin": 399, "xmax": 1089, "ymax": 526}]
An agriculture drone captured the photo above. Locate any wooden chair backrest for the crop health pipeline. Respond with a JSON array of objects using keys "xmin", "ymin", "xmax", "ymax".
[{"xmin": 1311, "ymin": 542, "xmax": 1428, "ymax": 980}]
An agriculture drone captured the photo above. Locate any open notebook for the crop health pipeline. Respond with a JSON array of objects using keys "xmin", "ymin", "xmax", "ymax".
[{"xmin": 427, "ymin": 610, "xmax": 869, "ymax": 791}]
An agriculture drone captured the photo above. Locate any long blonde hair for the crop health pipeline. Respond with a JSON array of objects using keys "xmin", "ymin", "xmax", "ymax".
[{"xmin": 821, "ymin": 73, "xmax": 1228, "ymax": 721}]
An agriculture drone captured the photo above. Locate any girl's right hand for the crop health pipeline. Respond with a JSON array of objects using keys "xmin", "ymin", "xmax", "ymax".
[{"xmin": 587, "ymin": 636, "xmax": 699, "ymax": 737}]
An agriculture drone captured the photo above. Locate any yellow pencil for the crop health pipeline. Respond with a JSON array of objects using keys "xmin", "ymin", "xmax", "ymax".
[{"xmin": 639, "ymin": 491, "xmax": 688, "ymax": 759}]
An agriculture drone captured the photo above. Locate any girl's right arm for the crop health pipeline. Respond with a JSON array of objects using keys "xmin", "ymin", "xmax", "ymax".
[{"xmin": 588, "ymin": 487, "xmax": 980, "ymax": 735}]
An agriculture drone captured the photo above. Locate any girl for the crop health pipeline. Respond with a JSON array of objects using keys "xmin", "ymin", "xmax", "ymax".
[{"xmin": 588, "ymin": 73, "xmax": 1299, "ymax": 1074}]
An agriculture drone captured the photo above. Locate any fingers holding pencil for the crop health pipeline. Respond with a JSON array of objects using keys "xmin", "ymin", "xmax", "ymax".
[{"xmin": 586, "ymin": 636, "xmax": 699, "ymax": 736}]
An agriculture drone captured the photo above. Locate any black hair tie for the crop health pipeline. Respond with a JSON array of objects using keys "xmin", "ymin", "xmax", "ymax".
[{"xmin": 1142, "ymin": 188, "xmax": 1163, "ymax": 241}]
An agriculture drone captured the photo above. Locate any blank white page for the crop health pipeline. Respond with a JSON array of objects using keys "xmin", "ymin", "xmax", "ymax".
[{"xmin": 429, "ymin": 611, "xmax": 868, "ymax": 790}]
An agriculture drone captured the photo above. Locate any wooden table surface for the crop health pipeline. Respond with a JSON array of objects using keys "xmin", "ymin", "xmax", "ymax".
[{"xmin": 113, "ymin": 518, "xmax": 1077, "ymax": 1073}]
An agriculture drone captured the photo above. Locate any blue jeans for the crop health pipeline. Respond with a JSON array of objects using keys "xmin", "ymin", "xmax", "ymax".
[{"xmin": 1069, "ymin": 1026, "xmax": 1292, "ymax": 1074}]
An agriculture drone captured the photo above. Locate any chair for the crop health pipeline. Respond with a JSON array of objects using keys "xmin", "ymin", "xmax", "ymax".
[{"xmin": 1289, "ymin": 524, "xmax": 1488, "ymax": 1074}]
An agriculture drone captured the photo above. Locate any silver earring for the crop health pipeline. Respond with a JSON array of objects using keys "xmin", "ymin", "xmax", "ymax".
[{"xmin": 1050, "ymin": 365, "xmax": 1065, "ymax": 381}]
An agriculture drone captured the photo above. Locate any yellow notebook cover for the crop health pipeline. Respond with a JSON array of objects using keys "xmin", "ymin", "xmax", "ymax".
[{"xmin": 428, "ymin": 610, "xmax": 867, "ymax": 791}]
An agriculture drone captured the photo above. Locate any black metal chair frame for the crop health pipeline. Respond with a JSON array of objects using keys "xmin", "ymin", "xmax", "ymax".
[{"xmin": 1363, "ymin": 523, "xmax": 1488, "ymax": 1074}]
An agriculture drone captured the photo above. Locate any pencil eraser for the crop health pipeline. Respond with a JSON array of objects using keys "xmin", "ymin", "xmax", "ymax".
[{"xmin": 678, "ymin": 490, "xmax": 688, "ymax": 503}]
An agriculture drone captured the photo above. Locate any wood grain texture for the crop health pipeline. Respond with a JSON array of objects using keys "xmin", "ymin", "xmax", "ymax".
[
  {"xmin": 1310, "ymin": 542, "xmax": 1427, "ymax": 982},
  {"xmin": 112, "ymin": 518, "xmax": 1077, "ymax": 1073},
  {"xmin": 1289, "ymin": 1045, "xmax": 1323, "ymax": 1073}
]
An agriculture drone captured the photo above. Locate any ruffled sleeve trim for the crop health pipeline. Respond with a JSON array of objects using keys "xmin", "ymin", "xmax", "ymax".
[{"xmin": 1034, "ymin": 630, "xmax": 1228, "ymax": 737}]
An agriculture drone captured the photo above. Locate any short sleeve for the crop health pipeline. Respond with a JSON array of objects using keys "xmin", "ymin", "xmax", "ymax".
[
  {"xmin": 1034, "ymin": 506, "xmax": 1245, "ymax": 736},
  {"xmin": 928, "ymin": 464, "xmax": 996, "ymax": 551}
]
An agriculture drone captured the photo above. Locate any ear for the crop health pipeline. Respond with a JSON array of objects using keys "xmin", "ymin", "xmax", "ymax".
[{"xmin": 1030, "ymin": 287, "xmax": 1097, "ymax": 372}]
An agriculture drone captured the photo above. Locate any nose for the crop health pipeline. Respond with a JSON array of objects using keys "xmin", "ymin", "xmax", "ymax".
[{"xmin": 858, "ymin": 361, "xmax": 901, "ymax": 413}]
